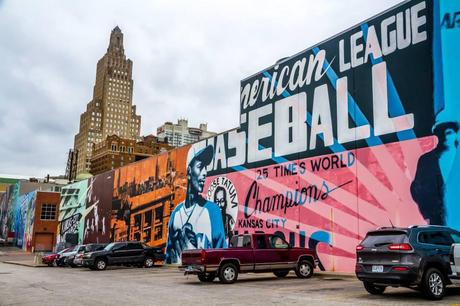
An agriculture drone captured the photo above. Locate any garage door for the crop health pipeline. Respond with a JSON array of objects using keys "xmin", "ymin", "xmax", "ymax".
[{"xmin": 34, "ymin": 233, "xmax": 54, "ymax": 251}]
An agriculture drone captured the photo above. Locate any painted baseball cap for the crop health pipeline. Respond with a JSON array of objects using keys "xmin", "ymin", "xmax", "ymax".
[
  {"xmin": 432, "ymin": 110, "xmax": 459, "ymax": 134},
  {"xmin": 186, "ymin": 142, "xmax": 214, "ymax": 168}
]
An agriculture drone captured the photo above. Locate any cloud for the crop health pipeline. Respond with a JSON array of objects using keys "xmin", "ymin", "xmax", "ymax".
[{"xmin": 0, "ymin": 0, "xmax": 402, "ymax": 177}]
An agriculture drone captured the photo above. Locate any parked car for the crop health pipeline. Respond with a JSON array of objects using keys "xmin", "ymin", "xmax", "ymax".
[
  {"xmin": 355, "ymin": 225, "xmax": 460, "ymax": 300},
  {"xmin": 450, "ymin": 243, "xmax": 460, "ymax": 281},
  {"xmin": 82, "ymin": 241, "xmax": 165, "ymax": 271},
  {"xmin": 42, "ymin": 248, "xmax": 70, "ymax": 267},
  {"xmin": 57, "ymin": 245, "xmax": 86, "ymax": 267},
  {"xmin": 180, "ymin": 233, "xmax": 318, "ymax": 284},
  {"xmin": 73, "ymin": 243, "xmax": 107, "ymax": 267}
]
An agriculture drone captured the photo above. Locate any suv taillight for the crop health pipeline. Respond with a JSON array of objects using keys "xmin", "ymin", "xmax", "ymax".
[
  {"xmin": 388, "ymin": 243, "xmax": 412, "ymax": 251},
  {"xmin": 356, "ymin": 245, "xmax": 364, "ymax": 251}
]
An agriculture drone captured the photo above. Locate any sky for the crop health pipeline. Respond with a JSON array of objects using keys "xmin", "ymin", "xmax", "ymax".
[{"xmin": 0, "ymin": 0, "xmax": 403, "ymax": 178}]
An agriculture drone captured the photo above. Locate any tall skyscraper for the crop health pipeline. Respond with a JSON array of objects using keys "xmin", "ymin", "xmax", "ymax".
[{"xmin": 71, "ymin": 26, "xmax": 141, "ymax": 179}]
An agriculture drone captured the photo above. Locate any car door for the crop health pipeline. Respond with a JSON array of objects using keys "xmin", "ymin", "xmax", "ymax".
[
  {"xmin": 127, "ymin": 242, "xmax": 144, "ymax": 264},
  {"xmin": 253, "ymin": 235, "xmax": 290, "ymax": 271},
  {"xmin": 110, "ymin": 243, "xmax": 127, "ymax": 264},
  {"xmin": 418, "ymin": 230, "xmax": 454, "ymax": 265}
]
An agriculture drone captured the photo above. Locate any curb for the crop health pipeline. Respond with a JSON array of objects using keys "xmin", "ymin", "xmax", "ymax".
[
  {"xmin": 2, "ymin": 261, "xmax": 47, "ymax": 268},
  {"xmin": 314, "ymin": 271, "xmax": 357, "ymax": 279}
]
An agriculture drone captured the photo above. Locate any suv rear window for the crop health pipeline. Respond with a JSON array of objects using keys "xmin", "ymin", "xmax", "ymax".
[{"xmin": 362, "ymin": 231, "xmax": 408, "ymax": 247}]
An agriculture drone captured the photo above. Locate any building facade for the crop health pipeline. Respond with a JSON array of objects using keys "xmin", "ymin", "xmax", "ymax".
[
  {"xmin": 24, "ymin": 191, "xmax": 61, "ymax": 252},
  {"xmin": 90, "ymin": 134, "xmax": 172, "ymax": 176},
  {"xmin": 156, "ymin": 119, "xmax": 216, "ymax": 147},
  {"xmin": 71, "ymin": 26, "xmax": 141, "ymax": 180}
]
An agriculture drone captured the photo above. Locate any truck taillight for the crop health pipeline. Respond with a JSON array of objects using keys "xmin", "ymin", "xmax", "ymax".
[
  {"xmin": 388, "ymin": 243, "xmax": 412, "ymax": 251},
  {"xmin": 356, "ymin": 245, "xmax": 364, "ymax": 251},
  {"xmin": 201, "ymin": 249, "xmax": 206, "ymax": 263}
]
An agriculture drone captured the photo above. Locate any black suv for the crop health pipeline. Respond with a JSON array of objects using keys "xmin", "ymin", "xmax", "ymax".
[
  {"xmin": 356, "ymin": 225, "xmax": 460, "ymax": 300},
  {"xmin": 83, "ymin": 241, "xmax": 165, "ymax": 271}
]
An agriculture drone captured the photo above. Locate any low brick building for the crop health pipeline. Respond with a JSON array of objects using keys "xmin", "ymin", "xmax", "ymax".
[
  {"xmin": 31, "ymin": 191, "xmax": 61, "ymax": 252},
  {"xmin": 90, "ymin": 134, "xmax": 172, "ymax": 175}
]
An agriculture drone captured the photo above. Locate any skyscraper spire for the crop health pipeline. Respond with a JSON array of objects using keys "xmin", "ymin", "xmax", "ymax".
[{"xmin": 107, "ymin": 26, "xmax": 124, "ymax": 56}]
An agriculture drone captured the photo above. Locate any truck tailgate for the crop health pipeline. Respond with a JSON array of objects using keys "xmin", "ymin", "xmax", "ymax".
[{"xmin": 181, "ymin": 249, "xmax": 203, "ymax": 265}]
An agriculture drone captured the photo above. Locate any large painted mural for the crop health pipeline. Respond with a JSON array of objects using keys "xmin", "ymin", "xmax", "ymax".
[
  {"xmin": 50, "ymin": 0, "xmax": 460, "ymax": 272},
  {"xmin": 14, "ymin": 191, "xmax": 36, "ymax": 249},
  {"xmin": 56, "ymin": 180, "xmax": 89, "ymax": 248},
  {"xmin": 111, "ymin": 146, "xmax": 188, "ymax": 250}
]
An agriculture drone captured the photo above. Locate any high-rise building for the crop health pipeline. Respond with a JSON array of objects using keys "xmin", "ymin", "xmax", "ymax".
[
  {"xmin": 156, "ymin": 119, "xmax": 216, "ymax": 147},
  {"xmin": 71, "ymin": 26, "xmax": 141, "ymax": 179}
]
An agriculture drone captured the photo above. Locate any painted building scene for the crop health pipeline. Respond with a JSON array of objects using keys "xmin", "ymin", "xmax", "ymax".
[
  {"xmin": 0, "ymin": 0, "xmax": 459, "ymax": 275},
  {"xmin": 0, "ymin": 179, "xmax": 62, "ymax": 252},
  {"xmin": 2, "ymin": 0, "xmax": 439, "ymax": 272}
]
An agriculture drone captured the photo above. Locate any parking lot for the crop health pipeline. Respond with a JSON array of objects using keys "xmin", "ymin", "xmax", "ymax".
[{"xmin": 1, "ymin": 262, "xmax": 460, "ymax": 306}]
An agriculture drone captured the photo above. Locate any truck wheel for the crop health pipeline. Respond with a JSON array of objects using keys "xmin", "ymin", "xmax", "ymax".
[
  {"xmin": 295, "ymin": 260, "xmax": 313, "ymax": 279},
  {"xmin": 218, "ymin": 263, "xmax": 238, "ymax": 284},
  {"xmin": 421, "ymin": 268, "xmax": 445, "ymax": 300},
  {"xmin": 363, "ymin": 281, "xmax": 386, "ymax": 295},
  {"xmin": 95, "ymin": 258, "xmax": 107, "ymax": 271},
  {"xmin": 144, "ymin": 257, "xmax": 154, "ymax": 268},
  {"xmin": 273, "ymin": 271, "xmax": 289, "ymax": 278},
  {"xmin": 197, "ymin": 272, "xmax": 216, "ymax": 282}
]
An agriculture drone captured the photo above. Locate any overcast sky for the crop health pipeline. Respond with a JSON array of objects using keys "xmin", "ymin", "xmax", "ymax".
[{"xmin": 0, "ymin": 0, "xmax": 403, "ymax": 178}]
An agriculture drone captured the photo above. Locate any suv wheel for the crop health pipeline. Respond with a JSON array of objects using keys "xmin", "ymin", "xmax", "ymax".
[
  {"xmin": 197, "ymin": 272, "xmax": 216, "ymax": 282},
  {"xmin": 144, "ymin": 257, "xmax": 154, "ymax": 268},
  {"xmin": 422, "ymin": 268, "xmax": 445, "ymax": 300},
  {"xmin": 273, "ymin": 271, "xmax": 289, "ymax": 278},
  {"xmin": 95, "ymin": 258, "xmax": 107, "ymax": 271},
  {"xmin": 218, "ymin": 263, "xmax": 238, "ymax": 284},
  {"xmin": 295, "ymin": 260, "xmax": 313, "ymax": 278},
  {"xmin": 363, "ymin": 281, "xmax": 386, "ymax": 295}
]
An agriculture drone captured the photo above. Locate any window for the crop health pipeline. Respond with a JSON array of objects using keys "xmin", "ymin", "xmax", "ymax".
[
  {"xmin": 154, "ymin": 225, "xmax": 162, "ymax": 240},
  {"xmin": 255, "ymin": 235, "xmax": 266, "ymax": 249},
  {"xmin": 229, "ymin": 235, "xmax": 251, "ymax": 248},
  {"xmin": 451, "ymin": 232, "xmax": 460, "ymax": 243},
  {"xmin": 40, "ymin": 204, "xmax": 56, "ymax": 220},
  {"xmin": 269, "ymin": 235, "xmax": 289, "ymax": 249},
  {"xmin": 418, "ymin": 231, "xmax": 454, "ymax": 246}
]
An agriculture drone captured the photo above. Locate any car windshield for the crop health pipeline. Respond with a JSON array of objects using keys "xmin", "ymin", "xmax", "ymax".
[
  {"xmin": 65, "ymin": 246, "xmax": 75, "ymax": 252},
  {"xmin": 362, "ymin": 231, "xmax": 408, "ymax": 247},
  {"xmin": 104, "ymin": 243, "xmax": 115, "ymax": 251},
  {"xmin": 58, "ymin": 248, "xmax": 69, "ymax": 254},
  {"xmin": 86, "ymin": 244, "xmax": 101, "ymax": 252}
]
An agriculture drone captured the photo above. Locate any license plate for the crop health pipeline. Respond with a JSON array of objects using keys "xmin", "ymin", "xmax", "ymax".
[{"xmin": 372, "ymin": 265, "xmax": 384, "ymax": 273}]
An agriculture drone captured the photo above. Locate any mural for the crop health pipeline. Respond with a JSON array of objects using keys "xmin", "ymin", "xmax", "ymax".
[
  {"xmin": 84, "ymin": 171, "xmax": 114, "ymax": 244},
  {"xmin": 6, "ymin": 182, "xmax": 20, "ymax": 239},
  {"xmin": 15, "ymin": 191, "xmax": 36, "ymax": 249},
  {"xmin": 23, "ymin": 192, "xmax": 37, "ymax": 251},
  {"xmin": 165, "ymin": 144, "xmax": 227, "ymax": 264},
  {"xmin": 0, "ymin": 191, "xmax": 8, "ymax": 239},
  {"xmin": 57, "ymin": 180, "xmax": 89, "ymax": 248},
  {"xmin": 433, "ymin": 0, "xmax": 460, "ymax": 230},
  {"xmin": 164, "ymin": 0, "xmax": 459, "ymax": 270},
  {"xmin": 111, "ymin": 146, "xmax": 189, "ymax": 249}
]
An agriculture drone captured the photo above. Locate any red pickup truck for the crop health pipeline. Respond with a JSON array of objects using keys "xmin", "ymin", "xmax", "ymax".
[{"xmin": 181, "ymin": 233, "xmax": 318, "ymax": 284}]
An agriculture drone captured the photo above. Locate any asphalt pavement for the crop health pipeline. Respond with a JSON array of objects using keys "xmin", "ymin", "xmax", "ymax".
[{"xmin": 1, "ymin": 259, "xmax": 460, "ymax": 306}]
